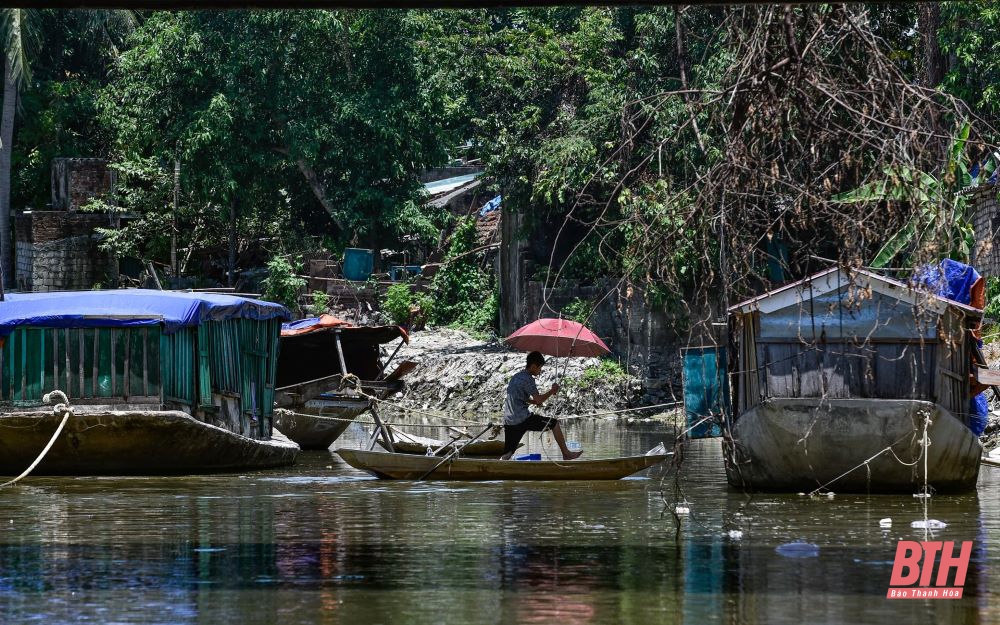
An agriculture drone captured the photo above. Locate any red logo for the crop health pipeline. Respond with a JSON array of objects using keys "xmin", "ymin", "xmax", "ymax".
[{"xmin": 887, "ymin": 541, "xmax": 972, "ymax": 599}]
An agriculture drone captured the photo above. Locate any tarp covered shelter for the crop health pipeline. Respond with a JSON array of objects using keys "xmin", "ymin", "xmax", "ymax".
[{"xmin": 728, "ymin": 266, "xmax": 984, "ymax": 433}]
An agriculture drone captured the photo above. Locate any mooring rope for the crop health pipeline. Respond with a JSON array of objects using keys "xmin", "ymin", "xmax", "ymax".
[
  {"xmin": 1, "ymin": 391, "xmax": 73, "ymax": 488},
  {"xmin": 804, "ymin": 415, "xmax": 930, "ymax": 497}
]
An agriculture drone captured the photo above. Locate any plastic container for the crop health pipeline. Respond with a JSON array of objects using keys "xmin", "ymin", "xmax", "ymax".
[
  {"xmin": 343, "ymin": 248, "xmax": 374, "ymax": 281},
  {"xmin": 514, "ymin": 453, "xmax": 541, "ymax": 461},
  {"xmin": 390, "ymin": 265, "xmax": 423, "ymax": 281}
]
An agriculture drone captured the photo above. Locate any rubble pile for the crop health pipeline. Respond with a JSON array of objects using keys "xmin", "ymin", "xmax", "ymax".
[{"xmin": 385, "ymin": 328, "xmax": 650, "ymax": 422}]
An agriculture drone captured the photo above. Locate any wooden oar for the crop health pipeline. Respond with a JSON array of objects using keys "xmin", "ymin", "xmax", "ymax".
[{"xmin": 417, "ymin": 423, "xmax": 495, "ymax": 481}]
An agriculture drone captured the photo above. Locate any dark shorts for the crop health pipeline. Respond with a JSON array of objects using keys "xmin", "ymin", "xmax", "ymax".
[{"xmin": 503, "ymin": 414, "xmax": 558, "ymax": 455}]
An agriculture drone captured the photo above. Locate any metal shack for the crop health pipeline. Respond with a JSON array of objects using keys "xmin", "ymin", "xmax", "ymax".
[{"xmin": 725, "ymin": 266, "xmax": 983, "ymax": 493}]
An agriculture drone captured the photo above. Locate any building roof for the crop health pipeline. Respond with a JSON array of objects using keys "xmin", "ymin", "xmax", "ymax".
[
  {"xmin": 0, "ymin": 289, "xmax": 289, "ymax": 336},
  {"xmin": 729, "ymin": 266, "xmax": 983, "ymax": 317}
]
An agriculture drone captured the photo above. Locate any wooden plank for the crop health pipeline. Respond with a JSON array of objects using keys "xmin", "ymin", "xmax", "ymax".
[
  {"xmin": 124, "ymin": 330, "xmax": 131, "ymax": 400},
  {"xmin": 110, "ymin": 329, "xmax": 117, "ymax": 397},
  {"xmin": 142, "ymin": 328, "xmax": 149, "ymax": 397},
  {"xmin": 51, "ymin": 328, "xmax": 58, "ymax": 393},
  {"xmin": 64, "ymin": 329, "xmax": 71, "ymax": 394},
  {"xmin": 20, "ymin": 329, "xmax": 26, "ymax": 401},
  {"xmin": 92, "ymin": 329, "xmax": 99, "ymax": 396},
  {"xmin": 975, "ymin": 367, "xmax": 1000, "ymax": 386},
  {"xmin": 78, "ymin": 331, "xmax": 84, "ymax": 398}
]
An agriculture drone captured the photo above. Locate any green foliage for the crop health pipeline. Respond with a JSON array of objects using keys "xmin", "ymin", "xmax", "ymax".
[
  {"xmin": 307, "ymin": 290, "xmax": 330, "ymax": 317},
  {"xmin": 261, "ymin": 256, "xmax": 306, "ymax": 312},
  {"xmin": 430, "ymin": 217, "xmax": 496, "ymax": 332},
  {"xmin": 941, "ymin": 4, "xmax": 1000, "ymax": 120},
  {"xmin": 984, "ymin": 276, "xmax": 1000, "ymax": 344},
  {"xmin": 566, "ymin": 358, "xmax": 629, "ymax": 389},
  {"xmin": 832, "ymin": 125, "xmax": 978, "ymax": 268},
  {"xmin": 561, "ymin": 298, "xmax": 594, "ymax": 324},
  {"xmin": 383, "ymin": 284, "xmax": 415, "ymax": 326},
  {"xmin": 97, "ymin": 10, "xmax": 459, "ymax": 274},
  {"xmin": 583, "ymin": 359, "xmax": 628, "ymax": 383}
]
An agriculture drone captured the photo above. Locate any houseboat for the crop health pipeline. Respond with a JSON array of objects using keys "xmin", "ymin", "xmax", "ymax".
[
  {"xmin": 0, "ymin": 289, "xmax": 299, "ymax": 475},
  {"xmin": 724, "ymin": 265, "xmax": 984, "ymax": 493},
  {"xmin": 274, "ymin": 314, "xmax": 410, "ymax": 449}
]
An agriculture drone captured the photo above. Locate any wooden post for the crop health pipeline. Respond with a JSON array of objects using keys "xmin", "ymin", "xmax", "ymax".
[
  {"xmin": 334, "ymin": 330, "xmax": 349, "ymax": 375},
  {"xmin": 367, "ymin": 403, "xmax": 394, "ymax": 452},
  {"xmin": 228, "ymin": 194, "xmax": 237, "ymax": 287},
  {"xmin": 171, "ymin": 158, "xmax": 180, "ymax": 279},
  {"xmin": 376, "ymin": 338, "xmax": 405, "ymax": 380}
]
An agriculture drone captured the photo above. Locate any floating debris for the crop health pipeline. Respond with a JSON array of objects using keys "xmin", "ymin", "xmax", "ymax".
[
  {"xmin": 879, "ymin": 518, "xmax": 892, "ymax": 528},
  {"xmin": 727, "ymin": 530, "xmax": 744, "ymax": 540},
  {"xmin": 775, "ymin": 542, "xmax": 820, "ymax": 558},
  {"xmin": 911, "ymin": 519, "xmax": 947, "ymax": 529},
  {"xmin": 674, "ymin": 504, "xmax": 691, "ymax": 515},
  {"xmin": 913, "ymin": 493, "xmax": 931, "ymax": 499}
]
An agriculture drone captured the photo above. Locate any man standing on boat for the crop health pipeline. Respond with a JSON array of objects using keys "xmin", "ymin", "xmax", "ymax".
[{"xmin": 501, "ymin": 351, "xmax": 584, "ymax": 461}]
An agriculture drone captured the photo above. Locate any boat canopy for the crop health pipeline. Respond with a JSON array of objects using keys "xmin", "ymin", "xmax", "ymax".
[
  {"xmin": 0, "ymin": 289, "xmax": 289, "ymax": 337},
  {"xmin": 281, "ymin": 314, "xmax": 408, "ymax": 344}
]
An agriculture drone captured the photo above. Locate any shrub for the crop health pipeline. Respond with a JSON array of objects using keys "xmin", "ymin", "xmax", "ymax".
[
  {"xmin": 262, "ymin": 256, "xmax": 306, "ymax": 312},
  {"xmin": 383, "ymin": 283, "xmax": 435, "ymax": 327},
  {"xmin": 430, "ymin": 217, "xmax": 496, "ymax": 332},
  {"xmin": 562, "ymin": 298, "xmax": 594, "ymax": 324},
  {"xmin": 579, "ymin": 359, "xmax": 629, "ymax": 387},
  {"xmin": 307, "ymin": 290, "xmax": 330, "ymax": 317},
  {"xmin": 383, "ymin": 283, "xmax": 415, "ymax": 326}
]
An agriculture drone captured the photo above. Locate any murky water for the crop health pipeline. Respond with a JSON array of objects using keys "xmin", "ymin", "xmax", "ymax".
[{"xmin": 0, "ymin": 419, "xmax": 995, "ymax": 624}]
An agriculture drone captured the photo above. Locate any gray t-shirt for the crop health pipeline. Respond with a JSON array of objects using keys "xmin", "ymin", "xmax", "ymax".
[{"xmin": 502, "ymin": 370, "xmax": 539, "ymax": 425}]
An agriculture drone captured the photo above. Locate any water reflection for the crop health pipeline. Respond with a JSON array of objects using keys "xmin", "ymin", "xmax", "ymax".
[{"xmin": 0, "ymin": 421, "xmax": 992, "ymax": 624}]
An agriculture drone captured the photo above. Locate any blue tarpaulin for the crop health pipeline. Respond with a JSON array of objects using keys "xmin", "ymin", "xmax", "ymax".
[
  {"xmin": 0, "ymin": 290, "xmax": 289, "ymax": 337},
  {"xmin": 479, "ymin": 195, "xmax": 501, "ymax": 217},
  {"xmin": 682, "ymin": 346, "xmax": 729, "ymax": 438},
  {"xmin": 917, "ymin": 259, "xmax": 988, "ymax": 435}
]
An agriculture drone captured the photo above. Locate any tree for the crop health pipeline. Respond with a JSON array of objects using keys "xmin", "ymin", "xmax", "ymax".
[
  {"xmin": 97, "ymin": 10, "xmax": 459, "ymax": 278},
  {"xmin": 0, "ymin": 9, "xmax": 37, "ymax": 288},
  {"xmin": 0, "ymin": 9, "xmax": 136, "ymax": 288}
]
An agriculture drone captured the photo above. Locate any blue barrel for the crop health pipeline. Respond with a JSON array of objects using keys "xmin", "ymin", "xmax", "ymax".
[{"xmin": 343, "ymin": 248, "xmax": 374, "ymax": 281}]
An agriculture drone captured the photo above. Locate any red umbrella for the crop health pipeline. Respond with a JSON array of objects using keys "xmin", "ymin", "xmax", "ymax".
[{"xmin": 506, "ymin": 318, "xmax": 610, "ymax": 358}]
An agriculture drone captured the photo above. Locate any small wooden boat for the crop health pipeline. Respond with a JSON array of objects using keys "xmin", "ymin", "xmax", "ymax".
[
  {"xmin": 274, "ymin": 315, "xmax": 412, "ymax": 450},
  {"xmin": 335, "ymin": 448, "xmax": 670, "ymax": 480},
  {"xmin": 375, "ymin": 427, "xmax": 518, "ymax": 457},
  {"xmin": 273, "ymin": 395, "xmax": 370, "ymax": 450}
]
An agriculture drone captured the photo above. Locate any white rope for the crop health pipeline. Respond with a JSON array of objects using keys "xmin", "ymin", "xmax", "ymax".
[
  {"xmin": 805, "ymin": 416, "xmax": 931, "ymax": 497},
  {"xmin": 1, "ymin": 391, "xmax": 73, "ymax": 488}
]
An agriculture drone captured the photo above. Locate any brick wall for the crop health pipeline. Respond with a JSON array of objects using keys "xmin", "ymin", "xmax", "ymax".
[
  {"xmin": 14, "ymin": 212, "xmax": 113, "ymax": 291},
  {"xmin": 51, "ymin": 158, "xmax": 115, "ymax": 212},
  {"xmin": 970, "ymin": 183, "xmax": 1000, "ymax": 278}
]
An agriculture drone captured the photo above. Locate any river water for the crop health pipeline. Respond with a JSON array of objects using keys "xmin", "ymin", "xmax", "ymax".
[{"xmin": 0, "ymin": 419, "xmax": 995, "ymax": 625}]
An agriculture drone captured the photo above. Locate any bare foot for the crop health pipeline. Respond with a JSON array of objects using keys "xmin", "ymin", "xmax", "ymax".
[{"xmin": 562, "ymin": 450, "xmax": 583, "ymax": 460}]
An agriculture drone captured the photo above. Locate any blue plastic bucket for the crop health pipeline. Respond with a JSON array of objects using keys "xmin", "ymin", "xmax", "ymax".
[{"xmin": 343, "ymin": 248, "xmax": 374, "ymax": 281}]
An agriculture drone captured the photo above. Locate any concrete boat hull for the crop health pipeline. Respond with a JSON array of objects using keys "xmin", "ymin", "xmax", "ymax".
[
  {"xmin": 726, "ymin": 399, "xmax": 981, "ymax": 493},
  {"xmin": 0, "ymin": 410, "xmax": 300, "ymax": 475}
]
